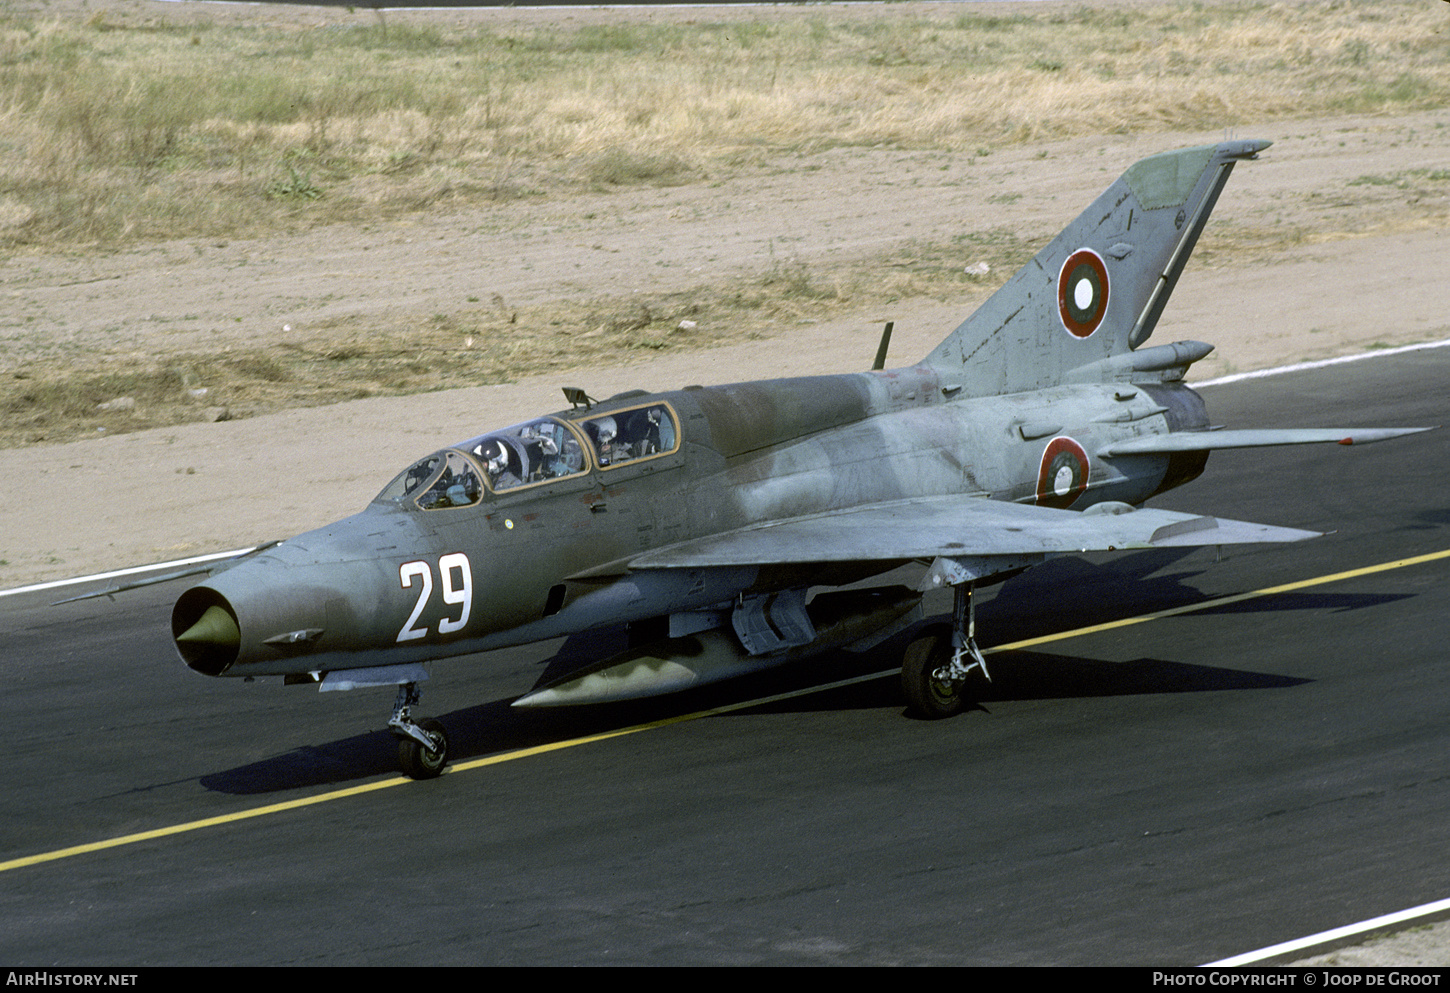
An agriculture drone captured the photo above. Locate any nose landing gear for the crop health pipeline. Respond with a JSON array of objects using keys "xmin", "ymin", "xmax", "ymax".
[{"xmin": 388, "ymin": 682, "xmax": 449, "ymax": 779}]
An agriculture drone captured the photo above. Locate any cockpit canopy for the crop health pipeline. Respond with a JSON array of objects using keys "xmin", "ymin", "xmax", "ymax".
[
  {"xmin": 576, "ymin": 402, "xmax": 677, "ymax": 469},
  {"xmin": 460, "ymin": 417, "xmax": 588, "ymax": 492},
  {"xmin": 374, "ymin": 404, "xmax": 679, "ymax": 511}
]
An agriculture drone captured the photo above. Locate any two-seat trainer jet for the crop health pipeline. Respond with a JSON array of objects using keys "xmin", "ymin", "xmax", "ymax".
[{"xmin": 102, "ymin": 140, "xmax": 1429, "ymax": 778}]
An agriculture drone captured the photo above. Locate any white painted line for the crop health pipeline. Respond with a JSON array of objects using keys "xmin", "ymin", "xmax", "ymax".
[
  {"xmin": 1194, "ymin": 337, "xmax": 1450, "ymax": 388},
  {"xmin": 0, "ymin": 547, "xmax": 257, "ymax": 600},
  {"xmin": 1202, "ymin": 896, "xmax": 1450, "ymax": 966}
]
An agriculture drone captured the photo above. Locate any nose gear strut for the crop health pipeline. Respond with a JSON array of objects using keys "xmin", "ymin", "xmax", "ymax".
[{"xmin": 388, "ymin": 681, "xmax": 449, "ymax": 779}]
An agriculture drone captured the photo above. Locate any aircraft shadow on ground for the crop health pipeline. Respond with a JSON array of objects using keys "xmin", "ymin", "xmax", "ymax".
[
  {"xmin": 1402, "ymin": 507, "xmax": 1450, "ymax": 530},
  {"xmin": 198, "ymin": 694, "xmax": 639, "ymax": 795},
  {"xmin": 199, "ymin": 646, "xmax": 1313, "ymax": 796},
  {"xmin": 197, "ymin": 549, "xmax": 1408, "ymax": 795},
  {"xmin": 739, "ymin": 649, "xmax": 1311, "ymax": 718},
  {"xmin": 977, "ymin": 547, "xmax": 1413, "ymax": 637}
]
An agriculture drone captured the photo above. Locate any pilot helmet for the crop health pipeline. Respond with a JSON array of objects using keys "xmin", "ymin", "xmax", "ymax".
[
  {"xmin": 476, "ymin": 439, "xmax": 508, "ymax": 474},
  {"xmin": 595, "ymin": 416, "xmax": 617, "ymax": 444}
]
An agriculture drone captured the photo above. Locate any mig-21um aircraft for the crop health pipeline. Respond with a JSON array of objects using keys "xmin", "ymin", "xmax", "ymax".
[{"xmin": 80, "ymin": 139, "xmax": 1430, "ymax": 778}]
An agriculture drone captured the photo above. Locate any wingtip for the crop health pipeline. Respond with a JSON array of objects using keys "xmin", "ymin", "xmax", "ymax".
[
  {"xmin": 1342, "ymin": 427, "xmax": 1437, "ymax": 446},
  {"xmin": 51, "ymin": 588, "xmax": 114, "ymax": 607}
]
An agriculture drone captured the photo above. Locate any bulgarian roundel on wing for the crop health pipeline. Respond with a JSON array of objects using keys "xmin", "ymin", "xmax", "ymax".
[
  {"xmin": 1058, "ymin": 248, "xmax": 1110, "ymax": 338},
  {"xmin": 1036, "ymin": 436, "xmax": 1090, "ymax": 509}
]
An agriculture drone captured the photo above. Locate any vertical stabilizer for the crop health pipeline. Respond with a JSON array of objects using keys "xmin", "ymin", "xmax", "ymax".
[{"xmin": 922, "ymin": 140, "xmax": 1270, "ymax": 395}]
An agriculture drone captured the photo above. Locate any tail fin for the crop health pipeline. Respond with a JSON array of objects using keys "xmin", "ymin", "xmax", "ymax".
[{"xmin": 922, "ymin": 139, "xmax": 1270, "ymax": 394}]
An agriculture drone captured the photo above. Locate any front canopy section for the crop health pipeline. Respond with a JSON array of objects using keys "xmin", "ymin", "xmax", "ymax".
[
  {"xmin": 374, "ymin": 449, "xmax": 484, "ymax": 510},
  {"xmin": 375, "ymin": 417, "xmax": 592, "ymax": 509}
]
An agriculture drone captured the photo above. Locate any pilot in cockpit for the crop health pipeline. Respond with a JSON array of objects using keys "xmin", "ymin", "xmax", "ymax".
[
  {"xmin": 476, "ymin": 439, "xmax": 522, "ymax": 490},
  {"xmin": 639, "ymin": 407, "xmax": 664, "ymax": 456},
  {"xmin": 592, "ymin": 416, "xmax": 622, "ymax": 467},
  {"xmin": 518, "ymin": 422, "xmax": 560, "ymax": 480}
]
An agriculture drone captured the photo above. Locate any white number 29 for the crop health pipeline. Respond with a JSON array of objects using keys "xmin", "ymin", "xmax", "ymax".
[{"xmin": 396, "ymin": 552, "xmax": 473, "ymax": 642}]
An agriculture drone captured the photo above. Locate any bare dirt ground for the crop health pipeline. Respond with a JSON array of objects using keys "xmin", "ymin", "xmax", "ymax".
[{"xmin": 2, "ymin": 0, "xmax": 1449, "ymax": 966}]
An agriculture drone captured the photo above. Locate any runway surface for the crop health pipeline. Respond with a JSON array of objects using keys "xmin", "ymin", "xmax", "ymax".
[{"xmin": 3, "ymin": 348, "xmax": 1448, "ymax": 966}]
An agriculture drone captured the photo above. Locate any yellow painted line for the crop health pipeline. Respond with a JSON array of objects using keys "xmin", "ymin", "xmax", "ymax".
[
  {"xmin": 6, "ymin": 546, "xmax": 1450, "ymax": 876},
  {"xmin": 988, "ymin": 546, "xmax": 1450, "ymax": 655},
  {"xmin": 0, "ymin": 777, "xmax": 407, "ymax": 873}
]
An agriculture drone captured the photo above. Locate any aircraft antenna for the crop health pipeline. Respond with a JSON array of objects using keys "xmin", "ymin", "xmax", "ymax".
[{"xmin": 871, "ymin": 322, "xmax": 895, "ymax": 371}]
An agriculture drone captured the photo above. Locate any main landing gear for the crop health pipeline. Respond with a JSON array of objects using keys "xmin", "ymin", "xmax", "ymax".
[
  {"xmin": 388, "ymin": 681, "xmax": 449, "ymax": 780},
  {"xmin": 901, "ymin": 581, "xmax": 991, "ymax": 719}
]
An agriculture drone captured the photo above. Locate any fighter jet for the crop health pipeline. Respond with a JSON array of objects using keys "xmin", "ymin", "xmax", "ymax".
[{"xmin": 106, "ymin": 139, "xmax": 1428, "ymax": 778}]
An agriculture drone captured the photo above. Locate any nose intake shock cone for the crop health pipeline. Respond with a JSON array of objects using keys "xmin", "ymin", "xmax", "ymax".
[{"xmin": 173, "ymin": 588, "xmax": 241, "ymax": 676}]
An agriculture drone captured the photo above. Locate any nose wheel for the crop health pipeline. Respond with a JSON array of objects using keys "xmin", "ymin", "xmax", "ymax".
[
  {"xmin": 397, "ymin": 718, "xmax": 449, "ymax": 779},
  {"xmin": 388, "ymin": 682, "xmax": 449, "ymax": 779}
]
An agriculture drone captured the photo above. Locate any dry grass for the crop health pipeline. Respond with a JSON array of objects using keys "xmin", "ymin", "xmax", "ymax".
[{"xmin": 0, "ymin": 1, "xmax": 1446, "ymax": 248}]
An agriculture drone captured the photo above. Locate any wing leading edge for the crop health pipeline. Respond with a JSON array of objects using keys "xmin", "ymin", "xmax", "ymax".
[
  {"xmin": 626, "ymin": 496, "xmax": 1318, "ymax": 573},
  {"xmin": 1099, "ymin": 427, "xmax": 1432, "ymax": 457}
]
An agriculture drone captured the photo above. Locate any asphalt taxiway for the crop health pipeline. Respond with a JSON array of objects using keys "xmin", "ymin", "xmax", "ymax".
[{"xmin": 2, "ymin": 347, "xmax": 1448, "ymax": 965}]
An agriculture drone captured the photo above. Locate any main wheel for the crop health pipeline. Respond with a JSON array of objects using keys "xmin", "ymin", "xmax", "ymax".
[
  {"xmin": 901, "ymin": 628, "xmax": 965, "ymax": 719},
  {"xmin": 398, "ymin": 718, "xmax": 449, "ymax": 780}
]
